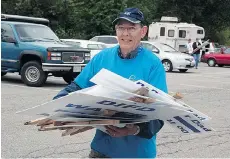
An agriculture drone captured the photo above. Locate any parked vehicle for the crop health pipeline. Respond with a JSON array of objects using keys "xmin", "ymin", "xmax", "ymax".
[
  {"xmin": 89, "ymin": 35, "xmax": 118, "ymax": 47},
  {"xmin": 61, "ymin": 39, "xmax": 107, "ymax": 58},
  {"xmin": 148, "ymin": 16, "xmax": 205, "ymax": 53},
  {"xmin": 141, "ymin": 41, "xmax": 195, "ymax": 72},
  {"xmin": 1, "ymin": 14, "xmax": 90, "ymax": 86},
  {"xmin": 203, "ymin": 47, "xmax": 230, "ymax": 67},
  {"xmin": 201, "ymin": 41, "xmax": 221, "ymax": 62}
]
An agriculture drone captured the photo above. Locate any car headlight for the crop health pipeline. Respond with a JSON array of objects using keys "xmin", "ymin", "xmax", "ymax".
[
  {"xmin": 51, "ymin": 52, "xmax": 61, "ymax": 56},
  {"xmin": 85, "ymin": 53, "xmax": 91, "ymax": 57}
]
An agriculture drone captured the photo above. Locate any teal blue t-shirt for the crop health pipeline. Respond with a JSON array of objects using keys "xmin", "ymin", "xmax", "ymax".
[{"xmin": 75, "ymin": 45, "xmax": 168, "ymax": 158}]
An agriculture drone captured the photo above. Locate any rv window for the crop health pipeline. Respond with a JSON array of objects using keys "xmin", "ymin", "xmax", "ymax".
[
  {"xmin": 168, "ymin": 30, "xmax": 174, "ymax": 37},
  {"xmin": 160, "ymin": 27, "xmax": 165, "ymax": 36},
  {"xmin": 179, "ymin": 30, "xmax": 186, "ymax": 38},
  {"xmin": 197, "ymin": 30, "xmax": 203, "ymax": 34}
]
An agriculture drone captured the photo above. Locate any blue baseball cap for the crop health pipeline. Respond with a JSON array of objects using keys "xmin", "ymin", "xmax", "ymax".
[{"xmin": 113, "ymin": 8, "xmax": 144, "ymax": 25}]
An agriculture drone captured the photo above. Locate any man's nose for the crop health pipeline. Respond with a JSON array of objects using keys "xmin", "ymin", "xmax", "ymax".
[{"xmin": 122, "ymin": 29, "xmax": 129, "ymax": 36}]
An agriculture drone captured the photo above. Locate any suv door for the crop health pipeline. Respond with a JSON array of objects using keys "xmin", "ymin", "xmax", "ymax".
[{"xmin": 1, "ymin": 23, "xmax": 20, "ymax": 69}]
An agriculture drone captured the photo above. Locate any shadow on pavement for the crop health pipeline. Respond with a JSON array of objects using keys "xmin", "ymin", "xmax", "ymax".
[{"xmin": 1, "ymin": 76, "xmax": 68, "ymax": 87}]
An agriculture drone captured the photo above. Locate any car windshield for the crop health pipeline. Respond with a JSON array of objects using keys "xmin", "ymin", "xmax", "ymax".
[
  {"xmin": 158, "ymin": 43, "xmax": 178, "ymax": 53},
  {"xmin": 62, "ymin": 41, "xmax": 81, "ymax": 48},
  {"xmin": 15, "ymin": 24, "xmax": 60, "ymax": 42},
  {"xmin": 87, "ymin": 44, "xmax": 107, "ymax": 50},
  {"xmin": 213, "ymin": 43, "xmax": 221, "ymax": 52}
]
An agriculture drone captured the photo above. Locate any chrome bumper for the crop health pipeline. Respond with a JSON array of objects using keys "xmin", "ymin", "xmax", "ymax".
[{"xmin": 42, "ymin": 63, "xmax": 86, "ymax": 72}]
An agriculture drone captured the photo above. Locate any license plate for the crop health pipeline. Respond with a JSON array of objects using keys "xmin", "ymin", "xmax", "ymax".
[
  {"xmin": 81, "ymin": 66, "xmax": 85, "ymax": 71},
  {"xmin": 73, "ymin": 66, "xmax": 81, "ymax": 72}
]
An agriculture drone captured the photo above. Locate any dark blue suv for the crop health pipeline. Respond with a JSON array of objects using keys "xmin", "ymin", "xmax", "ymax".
[{"xmin": 1, "ymin": 14, "xmax": 90, "ymax": 87}]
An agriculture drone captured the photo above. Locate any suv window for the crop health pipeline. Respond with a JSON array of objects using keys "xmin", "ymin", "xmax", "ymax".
[
  {"xmin": 98, "ymin": 37, "xmax": 118, "ymax": 44},
  {"xmin": 15, "ymin": 24, "xmax": 59, "ymax": 41},
  {"xmin": 1, "ymin": 24, "xmax": 15, "ymax": 41}
]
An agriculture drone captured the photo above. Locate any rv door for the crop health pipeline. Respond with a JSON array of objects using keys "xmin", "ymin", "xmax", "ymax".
[
  {"xmin": 176, "ymin": 27, "xmax": 189, "ymax": 53},
  {"xmin": 165, "ymin": 26, "xmax": 177, "ymax": 50}
]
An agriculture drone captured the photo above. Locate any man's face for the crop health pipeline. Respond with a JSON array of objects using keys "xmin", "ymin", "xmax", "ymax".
[{"xmin": 115, "ymin": 20, "xmax": 147, "ymax": 51}]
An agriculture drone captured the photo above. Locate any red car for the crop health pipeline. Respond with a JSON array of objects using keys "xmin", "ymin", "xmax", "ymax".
[{"xmin": 203, "ymin": 47, "xmax": 230, "ymax": 67}]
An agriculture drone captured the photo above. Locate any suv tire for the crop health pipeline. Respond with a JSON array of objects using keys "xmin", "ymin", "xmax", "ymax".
[{"xmin": 21, "ymin": 61, "xmax": 47, "ymax": 87}]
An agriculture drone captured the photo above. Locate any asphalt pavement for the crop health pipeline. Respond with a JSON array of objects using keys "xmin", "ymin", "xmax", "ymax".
[{"xmin": 1, "ymin": 63, "xmax": 230, "ymax": 158}]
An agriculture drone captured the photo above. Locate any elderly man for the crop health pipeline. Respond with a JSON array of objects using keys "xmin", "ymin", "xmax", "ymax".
[{"xmin": 54, "ymin": 8, "xmax": 168, "ymax": 158}]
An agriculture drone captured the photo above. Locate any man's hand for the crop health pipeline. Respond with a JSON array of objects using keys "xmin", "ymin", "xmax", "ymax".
[
  {"xmin": 105, "ymin": 124, "xmax": 138, "ymax": 137},
  {"xmin": 128, "ymin": 87, "xmax": 155, "ymax": 104}
]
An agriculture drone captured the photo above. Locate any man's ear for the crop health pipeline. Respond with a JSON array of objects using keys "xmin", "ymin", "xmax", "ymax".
[{"xmin": 141, "ymin": 26, "xmax": 148, "ymax": 38}]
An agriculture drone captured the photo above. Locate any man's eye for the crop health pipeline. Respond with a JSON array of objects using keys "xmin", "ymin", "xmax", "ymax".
[{"xmin": 130, "ymin": 27, "xmax": 136, "ymax": 31}]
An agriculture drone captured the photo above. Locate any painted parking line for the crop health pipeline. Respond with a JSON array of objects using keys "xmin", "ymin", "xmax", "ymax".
[
  {"xmin": 180, "ymin": 84, "xmax": 230, "ymax": 91},
  {"xmin": 1, "ymin": 83, "xmax": 61, "ymax": 92}
]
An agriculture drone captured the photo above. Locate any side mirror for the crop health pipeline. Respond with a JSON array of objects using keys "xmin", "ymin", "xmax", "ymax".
[
  {"xmin": 2, "ymin": 37, "xmax": 17, "ymax": 44},
  {"xmin": 152, "ymin": 48, "xmax": 159, "ymax": 54}
]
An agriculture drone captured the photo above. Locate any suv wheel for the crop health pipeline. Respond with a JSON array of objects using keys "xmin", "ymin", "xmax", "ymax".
[
  {"xmin": 162, "ymin": 60, "xmax": 173, "ymax": 72},
  {"xmin": 21, "ymin": 61, "xmax": 47, "ymax": 87}
]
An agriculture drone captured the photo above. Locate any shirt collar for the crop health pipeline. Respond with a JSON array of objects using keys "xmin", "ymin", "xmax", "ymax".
[{"xmin": 118, "ymin": 45, "xmax": 142, "ymax": 59}]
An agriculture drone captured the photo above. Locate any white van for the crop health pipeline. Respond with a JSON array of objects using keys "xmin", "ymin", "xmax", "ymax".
[
  {"xmin": 148, "ymin": 16, "xmax": 205, "ymax": 53},
  {"xmin": 61, "ymin": 39, "xmax": 107, "ymax": 58},
  {"xmin": 89, "ymin": 35, "xmax": 118, "ymax": 48}
]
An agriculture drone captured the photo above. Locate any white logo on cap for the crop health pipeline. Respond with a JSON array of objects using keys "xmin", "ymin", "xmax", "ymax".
[{"xmin": 124, "ymin": 12, "xmax": 131, "ymax": 15}]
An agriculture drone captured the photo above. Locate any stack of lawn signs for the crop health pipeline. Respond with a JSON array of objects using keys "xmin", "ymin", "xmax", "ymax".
[{"xmin": 17, "ymin": 69, "xmax": 213, "ymax": 137}]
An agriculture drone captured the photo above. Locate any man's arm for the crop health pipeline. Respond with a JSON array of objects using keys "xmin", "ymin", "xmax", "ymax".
[
  {"xmin": 136, "ymin": 60, "xmax": 168, "ymax": 139},
  {"xmin": 53, "ymin": 81, "xmax": 82, "ymax": 100},
  {"xmin": 53, "ymin": 55, "xmax": 97, "ymax": 100}
]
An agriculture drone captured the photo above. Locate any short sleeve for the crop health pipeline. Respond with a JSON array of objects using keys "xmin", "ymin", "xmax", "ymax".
[
  {"xmin": 74, "ymin": 56, "xmax": 97, "ymax": 89},
  {"xmin": 148, "ymin": 60, "xmax": 168, "ymax": 93}
]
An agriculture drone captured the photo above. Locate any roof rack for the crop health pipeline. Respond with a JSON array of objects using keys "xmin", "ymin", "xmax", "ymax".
[{"xmin": 1, "ymin": 14, "xmax": 49, "ymax": 26}]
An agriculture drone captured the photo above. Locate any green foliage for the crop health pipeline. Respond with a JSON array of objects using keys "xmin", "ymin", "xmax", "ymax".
[
  {"xmin": 216, "ymin": 28, "xmax": 230, "ymax": 46},
  {"xmin": 1, "ymin": 0, "xmax": 230, "ymax": 44}
]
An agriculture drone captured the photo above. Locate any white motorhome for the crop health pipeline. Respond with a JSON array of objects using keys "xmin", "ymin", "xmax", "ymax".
[{"xmin": 148, "ymin": 16, "xmax": 205, "ymax": 52}]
